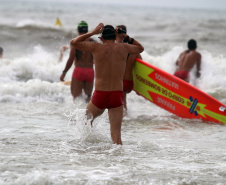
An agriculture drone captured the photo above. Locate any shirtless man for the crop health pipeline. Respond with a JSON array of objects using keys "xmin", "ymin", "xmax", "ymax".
[
  {"xmin": 116, "ymin": 25, "xmax": 142, "ymax": 112},
  {"xmin": 70, "ymin": 23, "xmax": 144, "ymax": 144},
  {"xmin": 60, "ymin": 21, "xmax": 95, "ymax": 102},
  {"xmin": 174, "ymin": 39, "xmax": 201, "ymax": 83}
]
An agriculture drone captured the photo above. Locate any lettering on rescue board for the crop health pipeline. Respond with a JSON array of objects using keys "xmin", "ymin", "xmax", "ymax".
[
  {"xmin": 135, "ymin": 74, "xmax": 184, "ymax": 104},
  {"xmin": 133, "ymin": 59, "xmax": 226, "ymax": 124}
]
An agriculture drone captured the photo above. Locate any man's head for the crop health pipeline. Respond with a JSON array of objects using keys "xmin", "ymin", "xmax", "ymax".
[
  {"xmin": 116, "ymin": 25, "xmax": 127, "ymax": 34},
  {"xmin": 77, "ymin": 21, "xmax": 88, "ymax": 34},
  {"xmin": 116, "ymin": 25, "xmax": 127, "ymax": 43},
  {"xmin": 187, "ymin": 39, "xmax": 197, "ymax": 50},
  {"xmin": 101, "ymin": 25, "xmax": 116, "ymax": 40},
  {"xmin": 0, "ymin": 47, "xmax": 3, "ymax": 58}
]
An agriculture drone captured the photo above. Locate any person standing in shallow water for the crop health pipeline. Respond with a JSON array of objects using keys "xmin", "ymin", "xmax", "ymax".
[
  {"xmin": 70, "ymin": 23, "xmax": 144, "ymax": 144},
  {"xmin": 60, "ymin": 21, "xmax": 95, "ymax": 102},
  {"xmin": 115, "ymin": 25, "xmax": 142, "ymax": 113},
  {"xmin": 174, "ymin": 39, "xmax": 201, "ymax": 83}
]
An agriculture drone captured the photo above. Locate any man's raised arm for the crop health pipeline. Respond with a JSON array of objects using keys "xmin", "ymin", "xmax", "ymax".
[
  {"xmin": 115, "ymin": 28, "xmax": 144, "ymax": 54},
  {"xmin": 70, "ymin": 23, "xmax": 104, "ymax": 51}
]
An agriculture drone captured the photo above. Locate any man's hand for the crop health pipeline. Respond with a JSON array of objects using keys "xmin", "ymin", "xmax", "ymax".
[
  {"xmin": 92, "ymin": 23, "xmax": 104, "ymax": 35},
  {"xmin": 115, "ymin": 27, "xmax": 127, "ymax": 39},
  {"xmin": 60, "ymin": 74, "xmax": 65, "ymax": 81},
  {"xmin": 196, "ymin": 71, "xmax": 201, "ymax": 78}
]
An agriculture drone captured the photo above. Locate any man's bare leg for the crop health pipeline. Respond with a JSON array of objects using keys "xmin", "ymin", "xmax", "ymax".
[
  {"xmin": 71, "ymin": 78, "xmax": 83, "ymax": 99},
  {"xmin": 86, "ymin": 101, "xmax": 105, "ymax": 126},
  {"xmin": 108, "ymin": 106, "xmax": 123, "ymax": 145},
  {"xmin": 84, "ymin": 81, "xmax": 94, "ymax": 103}
]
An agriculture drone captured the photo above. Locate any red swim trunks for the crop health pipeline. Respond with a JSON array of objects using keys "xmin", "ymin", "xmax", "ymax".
[
  {"xmin": 123, "ymin": 80, "xmax": 133, "ymax": 93},
  {"xmin": 72, "ymin": 67, "xmax": 94, "ymax": 82},
  {"xmin": 174, "ymin": 71, "xmax": 189, "ymax": 81},
  {"xmin": 91, "ymin": 90, "xmax": 124, "ymax": 109}
]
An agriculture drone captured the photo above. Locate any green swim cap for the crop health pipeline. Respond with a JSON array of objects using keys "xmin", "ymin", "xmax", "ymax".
[{"xmin": 77, "ymin": 21, "xmax": 88, "ymax": 33}]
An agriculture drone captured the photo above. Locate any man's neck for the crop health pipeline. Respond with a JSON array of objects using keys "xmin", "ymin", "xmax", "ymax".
[{"xmin": 102, "ymin": 40, "xmax": 115, "ymax": 44}]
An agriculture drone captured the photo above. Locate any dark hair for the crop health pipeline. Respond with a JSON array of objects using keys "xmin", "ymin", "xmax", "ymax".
[
  {"xmin": 116, "ymin": 25, "xmax": 127, "ymax": 34},
  {"xmin": 0, "ymin": 47, "xmax": 3, "ymax": 55},
  {"xmin": 187, "ymin": 39, "xmax": 197, "ymax": 50},
  {"xmin": 77, "ymin": 21, "xmax": 88, "ymax": 33},
  {"xmin": 102, "ymin": 25, "xmax": 116, "ymax": 40}
]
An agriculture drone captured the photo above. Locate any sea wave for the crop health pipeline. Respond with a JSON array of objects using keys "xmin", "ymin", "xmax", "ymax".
[
  {"xmin": 0, "ymin": 45, "xmax": 225, "ymax": 104},
  {"xmin": 0, "ymin": 24, "xmax": 74, "ymax": 40},
  {"xmin": 0, "ymin": 79, "xmax": 69, "ymax": 103},
  {"xmin": 0, "ymin": 23, "xmax": 76, "ymax": 58},
  {"xmin": 0, "ymin": 45, "xmax": 72, "ymax": 82}
]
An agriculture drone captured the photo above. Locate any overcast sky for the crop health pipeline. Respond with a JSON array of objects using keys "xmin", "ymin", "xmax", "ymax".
[{"xmin": 63, "ymin": 0, "xmax": 226, "ymax": 10}]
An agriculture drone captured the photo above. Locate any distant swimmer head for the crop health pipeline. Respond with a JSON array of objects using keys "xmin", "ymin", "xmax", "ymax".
[
  {"xmin": 188, "ymin": 39, "xmax": 197, "ymax": 50},
  {"xmin": 77, "ymin": 21, "xmax": 88, "ymax": 33},
  {"xmin": 102, "ymin": 25, "xmax": 116, "ymax": 40}
]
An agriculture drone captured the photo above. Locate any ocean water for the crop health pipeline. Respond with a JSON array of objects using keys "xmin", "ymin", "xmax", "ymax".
[{"xmin": 1, "ymin": 0, "xmax": 226, "ymax": 184}]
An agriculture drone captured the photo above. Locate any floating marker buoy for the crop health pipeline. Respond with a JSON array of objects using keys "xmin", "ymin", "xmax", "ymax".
[{"xmin": 55, "ymin": 18, "xmax": 62, "ymax": 27}]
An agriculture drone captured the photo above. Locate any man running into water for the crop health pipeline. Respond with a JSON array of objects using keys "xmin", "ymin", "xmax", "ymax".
[
  {"xmin": 174, "ymin": 39, "xmax": 201, "ymax": 83},
  {"xmin": 60, "ymin": 21, "xmax": 95, "ymax": 102},
  {"xmin": 70, "ymin": 23, "xmax": 144, "ymax": 144},
  {"xmin": 116, "ymin": 25, "xmax": 142, "ymax": 113}
]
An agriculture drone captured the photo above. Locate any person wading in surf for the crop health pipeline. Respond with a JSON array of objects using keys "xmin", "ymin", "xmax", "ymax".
[
  {"xmin": 70, "ymin": 23, "xmax": 144, "ymax": 144},
  {"xmin": 115, "ymin": 25, "xmax": 142, "ymax": 113},
  {"xmin": 174, "ymin": 39, "xmax": 201, "ymax": 83},
  {"xmin": 60, "ymin": 21, "xmax": 95, "ymax": 102}
]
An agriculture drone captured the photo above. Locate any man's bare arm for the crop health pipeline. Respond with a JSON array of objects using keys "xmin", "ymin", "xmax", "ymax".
[
  {"xmin": 176, "ymin": 53, "xmax": 184, "ymax": 66},
  {"xmin": 70, "ymin": 23, "xmax": 104, "ymax": 52},
  {"xmin": 137, "ymin": 53, "xmax": 142, "ymax": 60},
  {"xmin": 60, "ymin": 46, "xmax": 75, "ymax": 81},
  {"xmin": 116, "ymin": 29, "xmax": 144, "ymax": 54},
  {"xmin": 123, "ymin": 41, "xmax": 144, "ymax": 54},
  {"xmin": 196, "ymin": 54, "xmax": 201, "ymax": 77}
]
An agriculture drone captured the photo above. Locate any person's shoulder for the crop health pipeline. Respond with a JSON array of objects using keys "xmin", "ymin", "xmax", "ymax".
[
  {"xmin": 197, "ymin": 51, "xmax": 201, "ymax": 59},
  {"xmin": 116, "ymin": 42, "xmax": 130, "ymax": 48},
  {"xmin": 193, "ymin": 50, "xmax": 201, "ymax": 57},
  {"xmin": 196, "ymin": 50, "xmax": 201, "ymax": 55},
  {"xmin": 70, "ymin": 45, "xmax": 76, "ymax": 49},
  {"xmin": 179, "ymin": 50, "xmax": 187, "ymax": 57},
  {"xmin": 114, "ymin": 42, "xmax": 129, "ymax": 50}
]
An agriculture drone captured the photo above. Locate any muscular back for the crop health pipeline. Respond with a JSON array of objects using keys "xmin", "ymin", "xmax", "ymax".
[
  {"xmin": 75, "ymin": 38, "xmax": 94, "ymax": 68},
  {"xmin": 176, "ymin": 50, "xmax": 201, "ymax": 72},
  {"xmin": 92, "ymin": 43, "xmax": 128, "ymax": 91}
]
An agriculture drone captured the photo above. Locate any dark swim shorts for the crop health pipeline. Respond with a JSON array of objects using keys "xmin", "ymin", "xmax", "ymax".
[
  {"xmin": 91, "ymin": 90, "xmax": 124, "ymax": 109},
  {"xmin": 174, "ymin": 71, "xmax": 189, "ymax": 81},
  {"xmin": 72, "ymin": 67, "xmax": 94, "ymax": 82}
]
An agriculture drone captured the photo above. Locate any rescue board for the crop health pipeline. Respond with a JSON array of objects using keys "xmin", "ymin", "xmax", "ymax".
[
  {"xmin": 60, "ymin": 80, "xmax": 71, "ymax": 86},
  {"xmin": 133, "ymin": 58, "xmax": 226, "ymax": 124}
]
